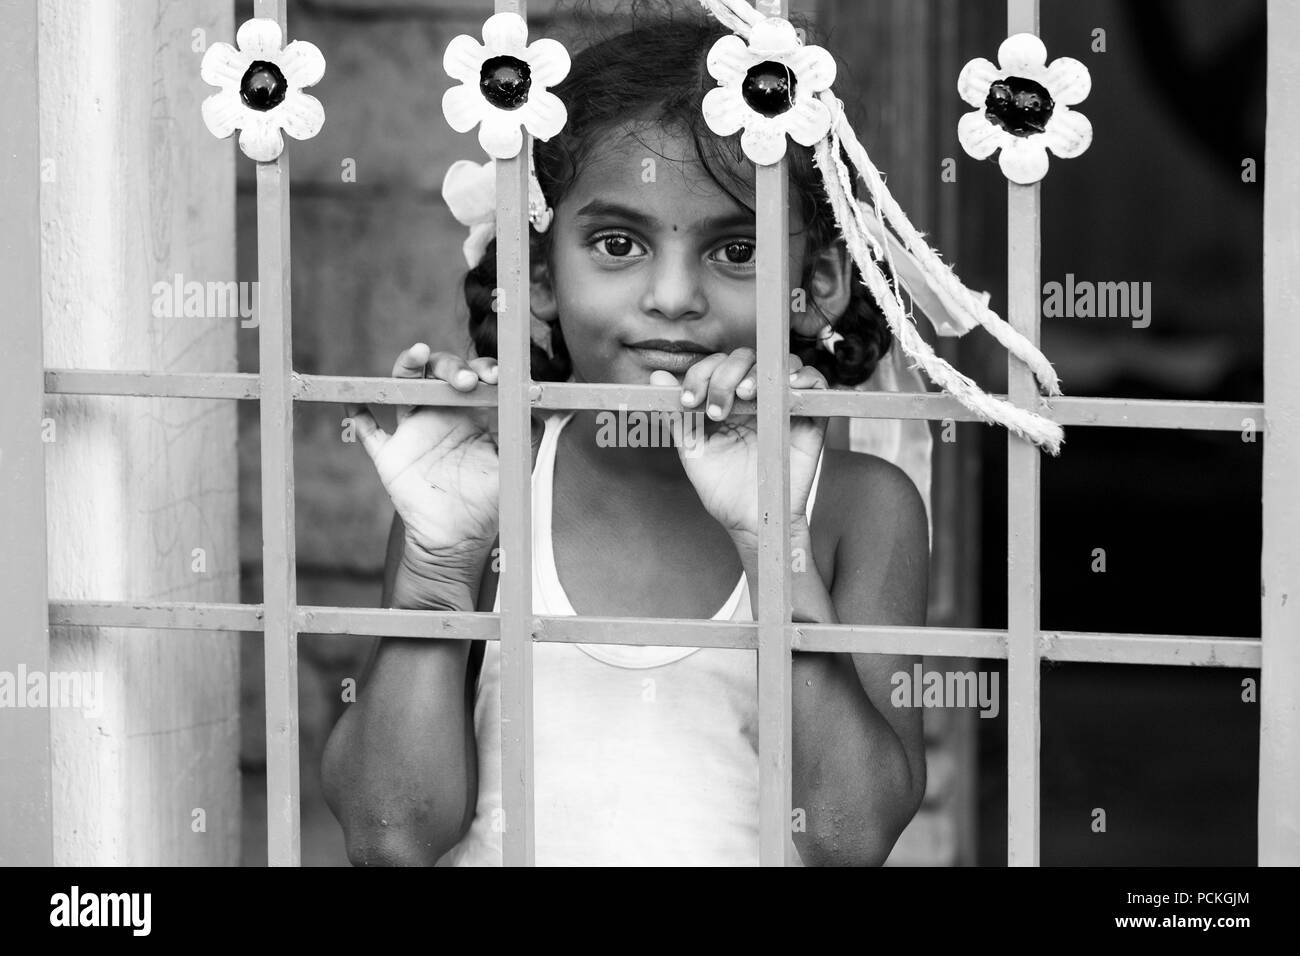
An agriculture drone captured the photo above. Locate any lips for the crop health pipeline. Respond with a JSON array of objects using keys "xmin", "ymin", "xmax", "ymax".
[
  {"xmin": 627, "ymin": 339, "xmax": 713, "ymax": 354},
  {"xmin": 627, "ymin": 339, "xmax": 715, "ymax": 374}
]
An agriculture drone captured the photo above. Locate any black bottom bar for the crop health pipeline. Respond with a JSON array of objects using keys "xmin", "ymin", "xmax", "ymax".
[{"xmin": 10, "ymin": 865, "xmax": 1276, "ymax": 940}]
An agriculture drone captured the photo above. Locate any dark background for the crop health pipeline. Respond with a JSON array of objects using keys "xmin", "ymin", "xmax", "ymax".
[{"xmin": 964, "ymin": 0, "xmax": 1264, "ymax": 865}]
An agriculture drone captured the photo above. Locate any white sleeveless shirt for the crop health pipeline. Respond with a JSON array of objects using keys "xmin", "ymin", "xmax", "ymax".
[{"xmin": 437, "ymin": 411, "xmax": 825, "ymax": 866}]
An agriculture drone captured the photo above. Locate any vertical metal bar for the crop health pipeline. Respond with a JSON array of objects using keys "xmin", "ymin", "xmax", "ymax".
[
  {"xmin": 754, "ymin": 0, "xmax": 793, "ymax": 867},
  {"xmin": 1005, "ymin": 0, "xmax": 1042, "ymax": 868},
  {"xmin": 1260, "ymin": 0, "xmax": 1300, "ymax": 866},
  {"xmin": 0, "ymin": 0, "xmax": 52, "ymax": 867},
  {"xmin": 254, "ymin": 0, "xmax": 301, "ymax": 868},
  {"xmin": 495, "ymin": 0, "xmax": 536, "ymax": 868}
]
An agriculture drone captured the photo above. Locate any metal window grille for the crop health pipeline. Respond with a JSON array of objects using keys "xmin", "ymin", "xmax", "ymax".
[{"xmin": 3, "ymin": 0, "xmax": 1297, "ymax": 867}]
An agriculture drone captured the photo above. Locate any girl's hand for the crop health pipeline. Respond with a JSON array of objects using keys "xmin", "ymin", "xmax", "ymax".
[
  {"xmin": 345, "ymin": 344, "xmax": 501, "ymax": 595},
  {"xmin": 649, "ymin": 348, "xmax": 829, "ymax": 543}
]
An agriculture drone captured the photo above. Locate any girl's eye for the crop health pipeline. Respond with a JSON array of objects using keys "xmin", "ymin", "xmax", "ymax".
[
  {"xmin": 592, "ymin": 233, "xmax": 643, "ymax": 258},
  {"xmin": 712, "ymin": 240, "xmax": 756, "ymax": 266},
  {"xmin": 588, "ymin": 232, "xmax": 755, "ymax": 268}
]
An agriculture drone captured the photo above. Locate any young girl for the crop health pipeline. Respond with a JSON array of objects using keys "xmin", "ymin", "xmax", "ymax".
[{"xmin": 322, "ymin": 15, "xmax": 930, "ymax": 867}]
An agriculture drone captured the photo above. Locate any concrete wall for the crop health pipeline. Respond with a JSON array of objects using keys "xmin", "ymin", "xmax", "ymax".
[{"xmin": 40, "ymin": 0, "xmax": 241, "ymax": 865}]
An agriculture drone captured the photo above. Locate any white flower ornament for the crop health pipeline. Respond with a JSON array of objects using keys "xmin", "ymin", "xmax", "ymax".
[
  {"xmin": 701, "ymin": 17, "xmax": 837, "ymax": 166},
  {"xmin": 441, "ymin": 153, "xmax": 556, "ymax": 358},
  {"xmin": 441, "ymin": 149, "xmax": 553, "ymax": 270},
  {"xmin": 957, "ymin": 33, "xmax": 1092, "ymax": 185},
  {"xmin": 442, "ymin": 12, "xmax": 570, "ymax": 160},
  {"xmin": 200, "ymin": 18, "xmax": 326, "ymax": 163}
]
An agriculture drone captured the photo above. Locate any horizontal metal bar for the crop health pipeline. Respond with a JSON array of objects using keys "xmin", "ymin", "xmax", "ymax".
[
  {"xmin": 1041, "ymin": 630, "xmax": 1261, "ymax": 668},
  {"xmin": 294, "ymin": 374, "xmax": 494, "ymax": 407},
  {"xmin": 528, "ymin": 381, "xmax": 755, "ymax": 413},
  {"xmin": 45, "ymin": 369, "xmax": 1266, "ymax": 434},
  {"xmin": 794, "ymin": 624, "xmax": 1008, "ymax": 657},
  {"xmin": 296, "ymin": 605, "xmax": 499, "ymax": 639},
  {"xmin": 1048, "ymin": 397, "xmax": 1264, "ymax": 432},
  {"xmin": 794, "ymin": 390, "xmax": 1265, "ymax": 432},
  {"xmin": 47, "ymin": 601, "xmax": 1262, "ymax": 667},
  {"xmin": 45, "ymin": 369, "xmax": 260, "ymax": 400},
  {"xmin": 791, "ymin": 388, "xmax": 990, "ymax": 421},
  {"xmin": 50, "ymin": 600, "xmax": 264, "ymax": 630},
  {"xmin": 532, "ymin": 615, "xmax": 757, "ymax": 648},
  {"xmin": 798, "ymin": 623, "xmax": 1259, "ymax": 667}
]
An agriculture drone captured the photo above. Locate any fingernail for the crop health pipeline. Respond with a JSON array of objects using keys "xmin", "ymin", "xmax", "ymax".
[
  {"xmin": 456, "ymin": 370, "xmax": 476, "ymax": 387},
  {"xmin": 681, "ymin": 390, "xmax": 695, "ymax": 406},
  {"xmin": 707, "ymin": 404, "xmax": 722, "ymax": 420},
  {"xmin": 789, "ymin": 372, "xmax": 799, "ymax": 382}
]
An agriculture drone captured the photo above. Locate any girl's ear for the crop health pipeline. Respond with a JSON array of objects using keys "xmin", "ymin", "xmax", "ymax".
[
  {"xmin": 793, "ymin": 240, "xmax": 853, "ymax": 338},
  {"xmin": 529, "ymin": 256, "xmax": 559, "ymax": 321}
]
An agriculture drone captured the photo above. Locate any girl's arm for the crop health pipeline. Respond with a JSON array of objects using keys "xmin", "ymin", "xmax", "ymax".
[
  {"xmin": 321, "ymin": 511, "xmax": 482, "ymax": 866},
  {"xmin": 321, "ymin": 367, "xmax": 544, "ymax": 866},
  {"xmin": 322, "ymin": 343, "xmax": 504, "ymax": 866},
  {"xmin": 731, "ymin": 450, "xmax": 930, "ymax": 866}
]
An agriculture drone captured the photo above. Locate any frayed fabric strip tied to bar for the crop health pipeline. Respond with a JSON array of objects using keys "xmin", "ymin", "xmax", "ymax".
[{"xmin": 696, "ymin": 0, "xmax": 1066, "ymax": 455}]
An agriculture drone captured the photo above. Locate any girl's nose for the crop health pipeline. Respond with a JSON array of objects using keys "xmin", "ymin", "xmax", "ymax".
[{"xmin": 640, "ymin": 251, "xmax": 707, "ymax": 322}]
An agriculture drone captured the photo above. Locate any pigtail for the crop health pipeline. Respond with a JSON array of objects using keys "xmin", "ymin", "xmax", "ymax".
[
  {"xmin": 465, "ymin": 234, "xmax": 574, "ymax": 382},
  {"xmin": 789, "ymin": 135, "xmax": 895, "ymax": 388},
  {"xmin": 792, "ymin": 260, "xmax": 895, "ymax": 387}
]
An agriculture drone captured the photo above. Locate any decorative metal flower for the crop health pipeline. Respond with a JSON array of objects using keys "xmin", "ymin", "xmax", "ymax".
[
  {"xmin": 200, "ymin": 18, "xmax": 326, "ymax": 163},
  {"xmin": 957, "ymin": 33, "xmax": 1092, "ymax": 185},
  {"xmin": 701, "ymin": 17, "xmax": 837, "ymax": 166},
  {"xmin": 441, "ymin": 11, "xmax": 570, "ymax": 160}
]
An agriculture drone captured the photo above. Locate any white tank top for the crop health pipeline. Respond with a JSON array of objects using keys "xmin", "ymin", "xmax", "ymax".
[{"xmin": 437, "ymin": 410, "xmax": 826, "ymax": 866}]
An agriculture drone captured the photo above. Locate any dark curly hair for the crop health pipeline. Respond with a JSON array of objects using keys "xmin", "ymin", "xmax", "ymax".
[{"xmin": 464, "ymin": 6, "xmax": 894, "ymax": 387}]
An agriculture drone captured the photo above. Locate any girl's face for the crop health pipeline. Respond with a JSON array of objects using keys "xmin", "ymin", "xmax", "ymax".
[{"xmin": 534, "ymin": 122, "xmax": 845, "ymax": 384}]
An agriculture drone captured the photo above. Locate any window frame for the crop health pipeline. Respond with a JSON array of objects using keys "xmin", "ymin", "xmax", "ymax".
[{"xmin": 3, "ymin": 0, "xmax": 1294, "ymax": 867}]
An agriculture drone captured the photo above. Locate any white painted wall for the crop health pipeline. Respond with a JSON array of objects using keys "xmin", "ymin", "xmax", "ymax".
[{"xmin": 40, "ymin": 0, "xmax": 240, "ymax": 865}]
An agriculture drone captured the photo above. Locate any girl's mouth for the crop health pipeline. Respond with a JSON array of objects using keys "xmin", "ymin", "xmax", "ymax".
[{"xmin": 626, "ymin": 339, "xmax": 714, "ymax": 375}]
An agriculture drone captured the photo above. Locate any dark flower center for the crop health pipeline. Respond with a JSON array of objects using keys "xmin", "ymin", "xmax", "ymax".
[
  {"xmin": 240, "ymin": 60, "xmax": 288, "ymax": 112},
  {"xmin": 985, "ymin": 76, "xmax": 1055, "ymax": 136},
  {"xmin": 742, "ymin": 61, "xmax": 797, "ymax": 117},
  {"xmin": 480, "ymin": 55, "xmax": 531, "ymax": 110}
]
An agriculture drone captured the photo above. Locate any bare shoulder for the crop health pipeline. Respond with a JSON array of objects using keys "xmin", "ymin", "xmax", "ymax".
[
  {"xmin": 814, "ymin": 447, "xmax": 930, "ymax": 624},
  {"xmin": 818, "ymin": 448, "xmax": 928, "ymax": 540}
]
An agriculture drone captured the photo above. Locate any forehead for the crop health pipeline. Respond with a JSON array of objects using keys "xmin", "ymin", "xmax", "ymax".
[{"xmin": 560, "ymin": 122, "xmax": 756, "ymax": 227}]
